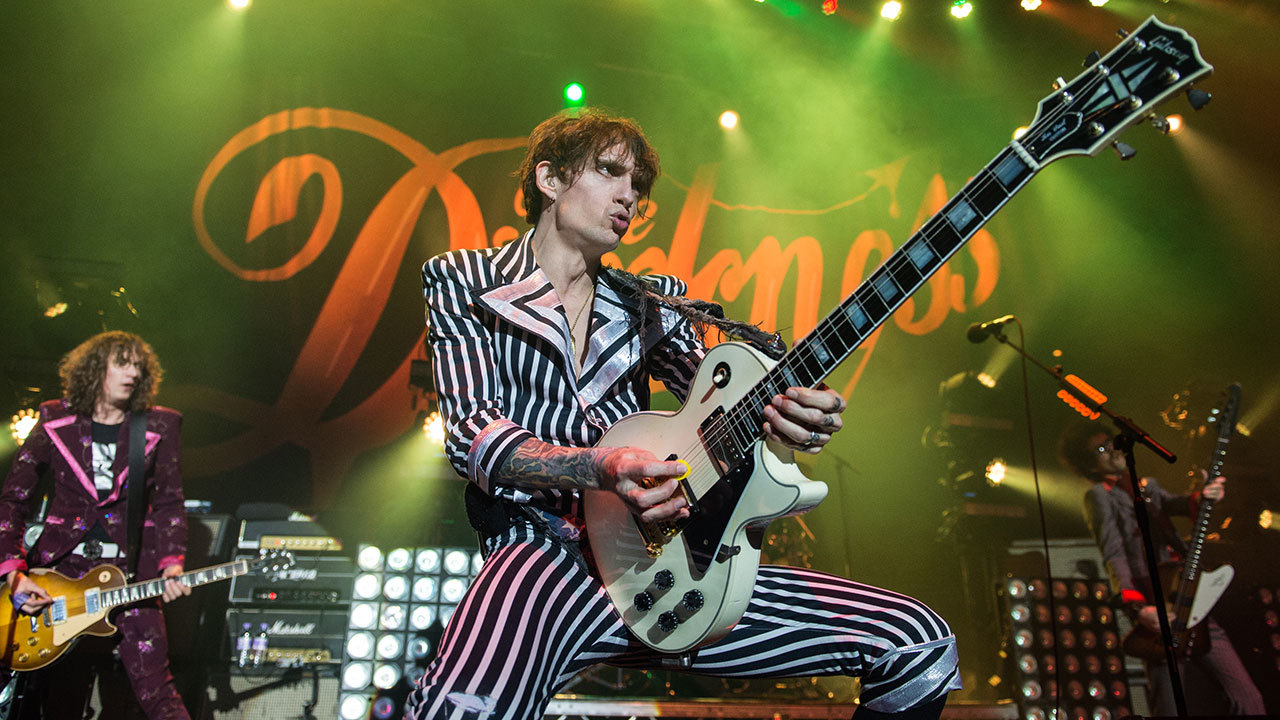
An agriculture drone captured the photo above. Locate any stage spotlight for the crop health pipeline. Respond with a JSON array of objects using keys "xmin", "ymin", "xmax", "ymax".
[
  {"xmin": 976, "ymin": 372, "xmax": 997, "ymax": 389},
  {"xmin": 339, "ymin": 693, "xmax": 370, "ymax": 720},
  {"xmin": 416, "ymin": 548, "xmax": 441, "ymax": 573},
  {"xmin": 950, "ymin": 0, "xmax": 972, "ymax": 19},
  {"xmin": 443, "ymin": 549, "xmax": 470, "ymax": 575},
  {"xmin": 718, "ymin": 111, "xmax": 739, "ymax": 130},
  {"xmin": 353, "ymin": 573, "xmax": 382, "ymax": 601},
  {"xmin": 386, "ymin": 547, "xmax": 413, "ymax": 573},
  {"xmin": 383, "ymin": 575, "xmax": 410, "ymax": 602},
  {"xmin": 43, "ymin": 302, "xmax": 67, "ymax": 318},
  {"xmin": 380, "ymin": 604, "xmax": 407, "ymax": 631},
  {"xmin": 1261, "ymin": 509, "xmax": 1273, "ymax": 530},
  {"xmin": 822, "ymin": 0, "xmax": 838, "ymax": 15},
  {"xmin": 9, "ymin": 409, "xmax": 38, "ymax": 446},
  {"xmin": 564, "ymin": 83, "xmax": 585, "ymax": 105},
  {"xmin": 985, "ymin": 459, "xmax": 1006, "ymax": 486},
  {"xmin": 346, "ymin": 631, "xmax": 375, "ymax": 661},
  {"xmin": 441, "ymin": 578, "xmax": 467, "ymax": 604},
  {"xmin": 1165, "ymin": 114, "xmax": 1184, "ymax": 136},
  {"xmin": 423, "ymin": 411, "xmax": 445, "ymax": 447},
  {"xmin": 1089, "ymin": 0, "xmax": 1108, "ymax": 5},
  {"xmin": 413, "ymin": 577, "xmax": 438, "ymax": 602},
  {"xmin": 410, "ymin": 605, "xmax": 437, "ymax": 631},
  {"xmin": 350, "ymin": 602, "xmax": 378, "ymax": 630},
  {"xmin": 881, "ymin": 1, "xmax": 903, "ymax": 20},
  {"xmin": 342, "ymin": 661, "xmax": 373, "ymax": 690},
  {"xmin": 377, "ymin": 634, "xmax": 404, "ymax": 661},
  {"xmin": 373, "ymin": 663, "xmax": 402, "ymax": 690},
  {"xmin": 1020, "ymin": 0, "xmax": 1040, "ymax": 10},
  {"xmin": 358, "ymin": 545, "xmax": 385, "ymax": 571},
  {"xmin": 228, "ymin": 0, "xmax": 250, "ymax": 8}
]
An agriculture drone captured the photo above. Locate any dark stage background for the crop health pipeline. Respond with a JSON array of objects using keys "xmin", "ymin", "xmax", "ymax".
[{"xmin": 3, "ymin": 0, "xmax": 1279, "ymax": 702}]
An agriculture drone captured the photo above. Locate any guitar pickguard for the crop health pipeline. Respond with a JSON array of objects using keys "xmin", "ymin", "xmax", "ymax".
[{"xmin": 682, "ymin": 454, "xmax": 756, "ymax": 574}]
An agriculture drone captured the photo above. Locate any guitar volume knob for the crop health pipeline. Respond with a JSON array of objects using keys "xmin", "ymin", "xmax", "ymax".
[
  {"xmin": 654, "ymin": 570, "xmax": 674, "ymax": 591},
  {"xmin": 634, "ymin": 592, "xmax": 655, "ymax": 612},
  {"xmin": 657, "ymin": 611, "xmax": 680, "ymax": 633},
  {"xmin": 682, "ymin": 590, "xmax": 704, "ymax": 612}
]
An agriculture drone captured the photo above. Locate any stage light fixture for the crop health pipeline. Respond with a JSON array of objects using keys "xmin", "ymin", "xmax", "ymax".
[
  {"xmin": 377, "ymin": 634, "xmax": 404, "ymax": 660},
  {"xmin": 410, "ymin": 605, "xmax": 437, "ymax": 630},
  {"xmin": 950, "ymin": 1, "xmax": 972, "ymax": 19},
  {"xmin": 350, "ymin": 602, "xmax": 378, "ymax": 630},
  {"xmin": 443, "ymin": 549, "xmax": 470, "ymax": 575},
  {"xmin": 339, "ymin": 694, "xmax": 370, "ymax": 720},
  {"xmin": 1020, "ymin": 0, "xmax": 1041, "ymax": 10},
  {"xmin": 9, "ymin": 409, "xmax": 38, "ymax": 446},
  {"xmin": 380, "ymin": 604, "xmax": 407, "ymax": 631},
  {"xmin": 1165, "ymin": 114, "xmax": 1184, "ymax": 136},
  {"xmin": 358, "ymin": 545, "xmax": 385, "ymax": 571},
  {"xmin": 881, "ymin": 1, "xmax": 903, "ymax": 20},
  {"xmin": 976, "ymin": 372, "xmax": 997, "ymax": 389},
  {"xmin": 416, "ymin": 548, "xmax": 441, "ymax": 573},
  {"xmin": 564, "ymin": 83, "xmax": 585, "ymax": 104},
  {"xmin": 372, "ymin": 663, "xmax": 401, "ymax": 690},
  {"xmin": 353, "ymin": 573, "xmax": 382, "ymax": 600},
  {"xmin": 718, "ymin": 111, "xmax": 739, "ymax": 130},
  {"xmin": 386, "ymin": 547, "xmax": 413, "ymax": 573},
  {"xmin": 383, "ymin": 575, "xmax": 410, "ymax": 602},
  {"xmin": 347, "ymin": 631, "xmax": 375, "ymax": 661},
  {"xmin": 43, "ymin": 302, "xmax": 67, "ymax": 318},
  {"xmin": 413, "ymin": 577, "xmax": 438, "ymax": 602},
  {"xmin": 423, "ymin": 412, "xmax": 445, "ymax": 447},
  {"xmin": 822, "ymin": 0, "xmax": 838, "ymax": 15},
  {"xmin": 1089, "ymin": 0, "xmax": 1108, "ymax": 5},
  {"xmin": 228, "ymin": 0, "xmax": 250, "ymax": 9},
  {"xmin": 343, "ymin": 661, "xmax": 373, "ymax": 690},
  {"xmin": 985, "ymin": 459, "xmax": 1006, "ymax": 486}
]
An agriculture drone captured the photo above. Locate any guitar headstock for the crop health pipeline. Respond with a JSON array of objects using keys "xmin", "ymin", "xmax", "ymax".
[
  {"xmin": 252, "ymin": 548, "xmax": 297, "ymax": 574},
  {"xmin": 1020, "ymin": 16, "xmax": 1212, "ymax": 165}
]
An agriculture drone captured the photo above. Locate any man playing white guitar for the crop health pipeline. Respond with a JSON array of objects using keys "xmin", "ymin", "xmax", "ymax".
[{"xmin": 407, "ymin": 109, "xmax": 959, "ymax": 720}]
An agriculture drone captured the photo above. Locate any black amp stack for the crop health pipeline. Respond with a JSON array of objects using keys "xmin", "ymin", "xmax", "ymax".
[{"xmin": 226, "ymin": 517, "xmax": 354, "ymax": 669}]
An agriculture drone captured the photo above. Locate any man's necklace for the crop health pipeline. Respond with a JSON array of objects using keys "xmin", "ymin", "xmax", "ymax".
[{"xmin": 569, "ymin": 286, "xmax": 595, "ymax": 362}]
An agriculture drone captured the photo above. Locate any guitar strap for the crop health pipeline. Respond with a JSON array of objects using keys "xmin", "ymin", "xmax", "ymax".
[{"xmin": 126, "ymin": 411, "xmax": 147, "ymax": 581}]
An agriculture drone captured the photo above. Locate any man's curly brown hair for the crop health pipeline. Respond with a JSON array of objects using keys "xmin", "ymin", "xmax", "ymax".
[
  {"xmin": 58, "ymin": 331, "xmax": 163, "ymax": 416},
  {"xmin": 516, "ymin": 109, "xmax": 661, "ymax": 225}
]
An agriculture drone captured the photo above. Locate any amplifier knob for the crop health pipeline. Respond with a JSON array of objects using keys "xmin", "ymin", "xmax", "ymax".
[
  {"xmin": 634, "ymin": 592, "xmax": 655, "ymax": 612},
  {"xmin": 654, "ymin": 570, "xmax": 674, "ymax": 591},
  {"xmin": 682, "ymin": 590, "xmax": 704, "ymax": 612},
  {"xmin": 657, "ymin": 611, "xmax": 679, "ymax": 633}
]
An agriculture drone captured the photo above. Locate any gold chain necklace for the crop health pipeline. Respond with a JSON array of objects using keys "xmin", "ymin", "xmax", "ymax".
[{"xmin": 568, "ymin": 286, "xmax": 595, "ymax": 360}]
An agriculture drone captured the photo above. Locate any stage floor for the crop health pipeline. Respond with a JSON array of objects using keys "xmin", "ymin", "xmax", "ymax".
[{"xmin": 544, "ymin": 696, "xmax": 1019, "ymax": 719}]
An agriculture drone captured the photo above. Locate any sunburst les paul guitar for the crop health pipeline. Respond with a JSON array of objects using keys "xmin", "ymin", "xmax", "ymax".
[
  {"xmin": 585, "ymin": 16, "xmax": 1214, "ymax": 653},
  {"xmin": 0, "ymin": 548, "xmax": 294, "ymax": 671}
]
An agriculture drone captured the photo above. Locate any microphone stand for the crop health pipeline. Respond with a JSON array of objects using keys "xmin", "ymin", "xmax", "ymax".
[{"xmin": 987, "ymin": 329, "xmax": 1188, "ymax": 717}]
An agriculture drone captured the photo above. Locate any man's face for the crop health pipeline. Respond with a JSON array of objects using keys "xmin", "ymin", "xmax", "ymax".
[
  {"xmin": 546, "ymin": 143, "xmax": 640, "ymax": 250},
  {"xmin": 1089, "ymin": 432, "xmax": 1127, "ymax": 478},
  {"xmin": 100, "ymin": 350, "xmax": 142, "ymax": 409}
]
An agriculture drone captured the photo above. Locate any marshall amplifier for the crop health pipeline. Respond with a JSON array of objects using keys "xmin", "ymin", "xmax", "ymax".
[
  {"xmin": 228, "ymin": 553, "xmax": 355, "ymax": 607},
  {"xmin": 224, "ymin": 607, "xmax": 347, "ymax": 670}
]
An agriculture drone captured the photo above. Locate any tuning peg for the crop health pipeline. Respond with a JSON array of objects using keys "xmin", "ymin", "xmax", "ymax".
[
  {"xmin": 1115, "ymin": 28, "xmax": 1130, "ymax": 40},
  {"xmin": 1052, "ymin": 76, "xmax": 1067, "ymax": 91},
  {"xmin": 1112, "ymin": 141, "xmax": 1137, "ymax": 161},
  {"xmin": 1149, "ymin": 115, "xmax": 1171, "ymax": 135},
  {"xmin": 1187, "ymin": 88, "xmax": 1212, "ymax": 111},
  {"xmin": 1083, "ymin": 51, "xmax": 1101, "ymax": 68}
]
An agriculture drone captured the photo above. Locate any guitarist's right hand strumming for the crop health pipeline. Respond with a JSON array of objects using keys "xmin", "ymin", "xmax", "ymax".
[{"xmin": 5, "ymin": 570, "xmax": 52, "ymax": 616}]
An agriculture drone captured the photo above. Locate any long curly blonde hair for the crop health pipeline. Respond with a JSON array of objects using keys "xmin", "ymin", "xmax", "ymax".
[{"xmin": 58, "ymin": 331, "xmax": 163, "ymax": 416}]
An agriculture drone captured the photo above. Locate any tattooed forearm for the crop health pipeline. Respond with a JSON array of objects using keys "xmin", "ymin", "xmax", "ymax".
[{"xmin": 497, "ymin": 440, "xmax": 613, "ymax": 491}]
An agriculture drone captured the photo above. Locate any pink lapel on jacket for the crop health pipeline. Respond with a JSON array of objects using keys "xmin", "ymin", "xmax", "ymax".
[
  {"xmin": 102, "ymin": 426, "xmax": 162, "ymax": 507},
  {"xmin": 43, "ymin": 414, "xmax": 97, "ymax": 499}
]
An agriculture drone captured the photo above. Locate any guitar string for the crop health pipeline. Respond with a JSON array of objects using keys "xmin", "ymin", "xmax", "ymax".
[{"xmin": 670, "ymin": 38, "xmax": 1153, "ymax": 500}]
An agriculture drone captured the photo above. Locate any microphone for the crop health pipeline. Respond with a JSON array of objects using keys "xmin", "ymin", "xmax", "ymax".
[{"xmin": 966, "ymin": 314, "xmax": 1016, "ymax": 343}]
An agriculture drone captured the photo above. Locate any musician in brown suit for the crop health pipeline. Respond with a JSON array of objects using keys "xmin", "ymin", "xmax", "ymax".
[
  {"xmin": 1060, "ymin": 421, "xmax": 1264, "ymax": 715},
  {"xmin": 0, "ymin": 331, "xmax": 191, "ymax": 718}
]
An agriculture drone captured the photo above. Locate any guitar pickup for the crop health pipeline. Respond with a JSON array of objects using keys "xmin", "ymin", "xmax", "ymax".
[{"xmin": 665, "ymin": 454, "xmax": 700, "ymax": 516}]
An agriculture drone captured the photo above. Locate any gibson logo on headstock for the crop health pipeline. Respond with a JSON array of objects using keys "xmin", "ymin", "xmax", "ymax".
[{"xmin": 1150, "ymin": 36, "xmax": 1190, "ymax": 64}]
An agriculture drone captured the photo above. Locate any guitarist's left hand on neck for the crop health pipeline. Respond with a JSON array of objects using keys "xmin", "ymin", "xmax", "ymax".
[
  {"xmin": 761, "ymin": 383, "xmax": 847, "ymax": 455},
  {"xmin": 159, "ymin": 564, "xmax": 191, "ymax": 603},
  {"xmin": 1199, "ymin": 473, "xmax": 1226, "ymax": 502}
]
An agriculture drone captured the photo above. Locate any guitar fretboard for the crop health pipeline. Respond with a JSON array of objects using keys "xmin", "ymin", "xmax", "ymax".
[
  {"xmin": 702, "ymin": 144, "xmax": 1040, "ymax": 460},
  {"xmin": 99, "ymin": 558, "xmax": 252, "ymax": 610}
]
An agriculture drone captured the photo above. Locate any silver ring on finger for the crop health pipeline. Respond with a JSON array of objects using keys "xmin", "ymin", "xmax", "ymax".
[{"xmin": 803, "ymin": 429, "xmax": 820, "ymax": 447}]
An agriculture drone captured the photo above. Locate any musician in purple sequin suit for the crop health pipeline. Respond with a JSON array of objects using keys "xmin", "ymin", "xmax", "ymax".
[{"xmin": 0, "ymin": 331, "xmax": 191, "ymax": 719}]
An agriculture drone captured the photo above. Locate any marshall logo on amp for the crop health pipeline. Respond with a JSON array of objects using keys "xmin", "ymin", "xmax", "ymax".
[{"xmin": 267, "ymin": 621, "xmax": 317, "ymax": 636}]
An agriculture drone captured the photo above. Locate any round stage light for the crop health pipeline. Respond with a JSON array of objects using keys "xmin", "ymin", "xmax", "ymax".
[
  {"xmin": 718, "ymin": 111, "xmax": 739, "ymax": 130},
  {"xmin": 409, "ymin": 636, "xmax": 433, "ymax": 661},
  {"xmin": 1006, "ymin": 579, "xmax": 1028, "ymax": 598},
  {"xmin": 564, "ymin": 83, "xmax": 585, "ymax": 104},
  {"xmin": 410, "ymin": 605, "xmax": 437, "ymax": 631},
  {"xmin": 386, "ymin": 548, "xmax": 413, "ymax": 573},
  {"xmin": 881, "ymin": 1, "xmax": 902, "ymax": 20},
  {"xmin": 416, "ymin": 548, "xmax": 441, "ymax": 573},
  {"xmin": 377, "ymin": 634, "xmax": 404, "ymax": 660},
  {"xmin": 413, "ymin": 577, "xmax": 438, "ymax": 602},
  {"xmin": 443, "ymin": 549, "xmax": 470, "ymax": 575},
  {"xmin": 350, "ymin": 602, "xmax": 378, "ymax": 630},
  {"xmin": 354, "ymin": 573, "xmax": 382, "ymax": 600},
  {"xmin": 950, "ymin": 1, "xmax": 972, "ymax": 19},
  {"xmin": 227, "ymin": 0, "xmax": 250, "ymax": 9},
  {"xmin": 384, "ymin": 575, "xmax": 409, "ymax": 601},
  {"xmin": 1014, "ymin": 629, "xmax": 1033, "ymax": 648},
  {"xmin": 342, "ymin": 661, "xmax": 372, "ymax": 690},
  {"xmin": 1021, "ymin": 680, "xmax": 1042, "ymax": 700},
  {"xmin": 1010, "ymin": 604, "xmax": 1030, "ymax": 623},
  {"xmin": 373, "ymin": 663, "xmax": 402, "ymax": 690},
  {"xmin": 441, "ymin": 578, "xmax": 467, "ymax": 604},
  {"xmin": 1020, "ymin": 0, "xmax": 1040, "ymax": 10},
  {"xmin": 472, "ymin": 551, "xmax": 483, "ymax": 575},
  {"xmin": 346, "ymin": 631, "xmax": 375, "ymax": 660},
  {"xmin": 380, "ymin": 604, "xmax": 407, "ymax": 631},
  {"xmin": 339, "ymin": 694, "xmax": 370, "ymax": 720},
  {"xmin": 372, "ymin": 696, "xmax": 399, "ymax": 720},
  {"xmin": 9, "ymin": 409, "xmax": 38, "ymax": 446},
  {"xmin": 357, "ymin": 546, "xmax": 384, "ymax": 571}
]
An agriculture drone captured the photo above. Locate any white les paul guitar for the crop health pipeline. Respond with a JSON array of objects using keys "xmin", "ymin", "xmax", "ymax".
[{"xmin": 585, "ymin": 16, "xmax": 1214, "ymax": 654}]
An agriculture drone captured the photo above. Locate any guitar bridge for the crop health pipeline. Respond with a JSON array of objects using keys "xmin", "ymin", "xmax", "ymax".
[{"xmin": 634, "ymin": 457, "xmax": 695, "ymax": 558}]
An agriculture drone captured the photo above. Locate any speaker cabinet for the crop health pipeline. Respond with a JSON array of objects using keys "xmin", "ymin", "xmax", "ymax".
[{"xmin": 202, "ymin": 666, "xmax": 339, "ymax": 720}]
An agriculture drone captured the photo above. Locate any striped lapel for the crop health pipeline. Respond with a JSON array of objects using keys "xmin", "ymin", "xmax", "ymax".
[{"xmin": 475, "ymin": 231, "xmax": 572, "ymax": 360}]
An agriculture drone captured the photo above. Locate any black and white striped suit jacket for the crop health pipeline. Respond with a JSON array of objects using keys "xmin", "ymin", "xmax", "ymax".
[{"xmin": 423, "ymin": 230, "xmax": 706, "ymax": 516}]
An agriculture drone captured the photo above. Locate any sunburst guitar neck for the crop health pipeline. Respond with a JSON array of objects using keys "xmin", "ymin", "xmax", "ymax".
[{"xmin": 0, "ymin": 549, "xmax": 293, "ymax": 671}]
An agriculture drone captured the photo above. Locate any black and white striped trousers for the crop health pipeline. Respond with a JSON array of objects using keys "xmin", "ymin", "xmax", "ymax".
[{"xmin": 405, "ymin": 522, "xmax": 960, "ymax": 720}]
